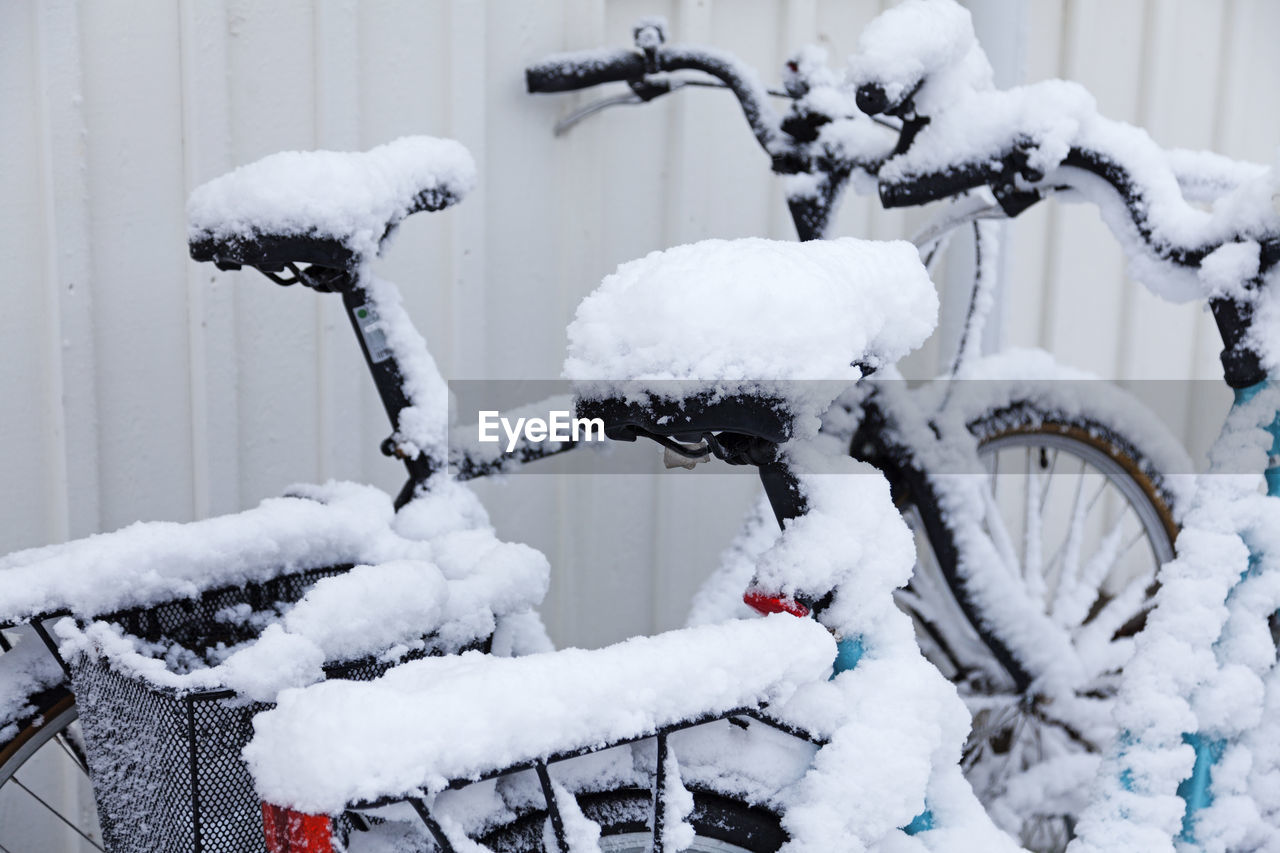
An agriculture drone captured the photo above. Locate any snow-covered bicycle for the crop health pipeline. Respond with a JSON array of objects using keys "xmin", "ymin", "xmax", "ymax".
[
  {"xmin": 217, "ymin": 174, "xmax": 1017, "ymax": 852},
  {"xmin": 0, "ymin": 133, "xmax": 1015, "ymax": 851},
  {"xmin": 2, "ymin": 1, "xmax": 1278, "ymax": 852},
  {"xmin": 524, "ymin": 7, "xmax": 1203, "ymax": 847},
  {"xmin": 228, "ymin": 3, "xmax": 1279, "ymax": 850}
]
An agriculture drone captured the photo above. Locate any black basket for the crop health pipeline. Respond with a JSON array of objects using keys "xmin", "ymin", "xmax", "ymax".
[{"xmin": 68, "ymin": 566, "xmax": 483, "ymax": 853}]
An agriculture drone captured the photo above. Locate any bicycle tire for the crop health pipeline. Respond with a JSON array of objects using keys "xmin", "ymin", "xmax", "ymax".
[
  {"xmin": 870, "ymin": 401, "xmax": 1177, "ymax": 852},
  {"xmin": 0, "ymin": 684, "xmax": 105, "ymax": 851}
]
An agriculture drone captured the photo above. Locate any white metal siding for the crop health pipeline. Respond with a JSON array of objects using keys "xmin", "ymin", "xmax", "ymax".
[{"xmin": 2, "ymin": 0, "xmax": 1278, "ymax": 649}]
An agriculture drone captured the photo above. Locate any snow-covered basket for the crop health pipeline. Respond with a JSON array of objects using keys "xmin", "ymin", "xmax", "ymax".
[{"xmin": 62, "ymin": 562, "xmax": 489, "ymax": 853}]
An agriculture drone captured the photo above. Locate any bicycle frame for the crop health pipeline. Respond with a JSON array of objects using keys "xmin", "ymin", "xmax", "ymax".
[
  {"xmin": 1172, "ymin": 379, "xmax": 1280, "ymax": 841},
  {"xmin": 272, "ymin": 265, "xmax": 578, "ymax": 507}
]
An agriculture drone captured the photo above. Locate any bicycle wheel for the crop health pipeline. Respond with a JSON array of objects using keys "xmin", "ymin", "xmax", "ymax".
[
  {"xmin": 892, "ymin": 404, "xmax": 1177, "ymax": 852},
  {"xmin": 0, "ymin": 685, "xmax": 104, "ymax": 852}
]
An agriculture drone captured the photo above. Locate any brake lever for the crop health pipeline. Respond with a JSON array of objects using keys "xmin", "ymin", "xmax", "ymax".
[{"xmin": 553, "ymin": 92, "xmax": 645, "ymax": 136}]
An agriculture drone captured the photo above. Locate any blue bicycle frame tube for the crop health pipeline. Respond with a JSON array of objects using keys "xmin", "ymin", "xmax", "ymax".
[
  {"xmin": 833, "ymin": 636, "xmax": 934, "ymax": 834},
  {"xmin": 1178, "ymin": 379, "xmax": 1280, "ymax": 842}
]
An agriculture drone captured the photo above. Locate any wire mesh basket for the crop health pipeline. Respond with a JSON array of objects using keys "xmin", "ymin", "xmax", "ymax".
[{"xmin": 68, "ymin": 566, "xmax": 484, "ymax": 853}]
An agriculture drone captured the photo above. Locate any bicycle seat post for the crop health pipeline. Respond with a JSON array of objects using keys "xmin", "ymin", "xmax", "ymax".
[
  {"xmin": 331, "ymin": 271, "xmax": 438, "ymax": 508},
  {"xmin": 758, "ymin": 455, "xmax": 806, "ymax": 528}
]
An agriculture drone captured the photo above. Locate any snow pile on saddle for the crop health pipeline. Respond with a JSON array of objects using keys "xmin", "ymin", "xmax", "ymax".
[
  {"xmin": 187, "ymin": 136, "xmax": 475, "ymax": 258},
  {"xmin": 564, "ymin": 237, "xmax": 937, "ymax": 438},
  {"xmin": 245, "ymin": 614, "xmax": 835, "ymax": 814}
]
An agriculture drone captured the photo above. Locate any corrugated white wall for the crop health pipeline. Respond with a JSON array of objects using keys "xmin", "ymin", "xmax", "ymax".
[{"xmin": 2, "ymin": 0, "xmax": 1278, "ymax": 649}]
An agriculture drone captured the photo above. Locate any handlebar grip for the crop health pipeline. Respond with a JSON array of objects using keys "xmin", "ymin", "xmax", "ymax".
[
  {"xmin": 525, "ymin": 50, "xmax": 647, "ymax": 93},
  {"xmin": 879, "ymin": 163, "xmax": 995, "ymax": 209}
]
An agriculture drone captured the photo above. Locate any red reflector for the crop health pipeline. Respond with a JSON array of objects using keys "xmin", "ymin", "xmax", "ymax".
[
  {"xmin": 743, "ymin": 589, "xmax": 810, "ymax": 617},
  {"xmin": 263, "ymin": 802, "xmax": 334, "ymax": 853}
]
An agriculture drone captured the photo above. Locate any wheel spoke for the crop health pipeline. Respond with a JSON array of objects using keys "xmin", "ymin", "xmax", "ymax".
[
  {"xmin": 52, "ymin": 731, "xmax": 91, "ymax": 777},
  {"xmin": 981, "ymin": 477, "xmax": 1021, "ymax": 577},
  {"xmin": 1044, "ymin": 458, "xmax": 1090, "ymax": 603},
  {"xmin": 1038, "ymin": 448, "xmax": 1060, "ymax": 506},
  {"xmin": 1074, "ymin": 568, "xmax": 1155, "ymax": 650},
  {"xmin": 916, "ymin": 420, "xmax": 1174, "ymax": 853},
  {"xmin": 10, "ymin": 775, "xmax": 103, "ymax": 851},
  {"xmin": 1023, "ymin": 452, "xmax": 1046, "ymax": 601},
  {"xmin": 1051, "ymin": 510, "xmax": 1128, "ymax": 632}
]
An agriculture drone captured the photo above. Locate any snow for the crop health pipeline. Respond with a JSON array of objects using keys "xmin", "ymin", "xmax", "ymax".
[
  {"xmin": 0, "ymin": 637, "xmax": 67, "ymax": 742},
  {"xmin": 847, "ymin": 0, "xmax": 1280, "ymax": 339},
  {"xmin": 705, "ymin": 345, "xmax": 1195, "ymax": 696},
  {"xmin": 187, "ymin": 136, "xmax": 475, "ymax": 261},
  {"xmin": 0, "ymin": 475, "xmax": 550, "ymax": 650},
  {"xmin": 361, "ymin": 274, "xmax": 452, "ymax": 465},
  {"xmin": 279, "ymin": 560, "xmax": 449, "ymax": 662},
  {"xmin": 880, "ymin": 81, "xmax": 1280, "ymax": 305},
  {"xmin": 846, "ymin": 0, "xmax": 994, "ymax": 118},
  {"xmin": 757, "ymin": 345, "xmax": 1198, "ymax": 846},
  {"xmin": 778, "ymin": 43, "xmax": 897, "ymax": 218},
  {"xmin": 919, "ymin": 347, "xmax": 1196, "ymax": 510},
  {"xmin": 0, "ymin": 482, "xmax": 396, "ymax": 622},
  {"xmin": 187, "ymin": 138, "xmax": 458, "ymax": 461},
  {"xmin": 838, "ymin": 349, "xmax": 1193, "ymax": 699},
  {"xmin": 244, "ymin": 614, "xmax": 836, "ymax": 814},
  {"xmin": 272, "ymin": 431, "xmax": 1021, "ymax": 847},
  {"xmin": 683, "ymin": 429, "xmax": 1024, "ymax": 849},
  {"xmin": 659, "ymin": 749, "xmax": 696, "ymax": 852},
  {"xmin": 56, "ymin": 537, "xmax": 547, "ymax": 704},
  {"xmin": 546, "ymin": 778, "xmax": 604, "ymax": 852},
  {"xmin": 1166, "ymin": 148, "xmax": 1271, "ymax": 204},
  {"xmin": 1199, "ymin": 240, "xmax": 1262, "ymax": 301},
  {"xmin": 564, "ymin": 237, "xmax": 938, "ymax": 439},
  {"xmin": 1, "ymin": 473, "xmax": 548, "ymax": 704},
  {"xmin": 727, "ymin": 444, "xmax": 1019, "ymax": 852},
  {"xmin": 1069, "ymin": 384, "xmax": 1280, "ymax": 852}
]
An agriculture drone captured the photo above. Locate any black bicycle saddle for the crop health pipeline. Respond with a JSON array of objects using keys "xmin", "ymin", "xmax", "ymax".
[
  {"xmin": 188, "ymin": 136, "xmax": 473, "ymax": 273},
  {"xmin": 576, "ymin": 390, "xmax": 795, "ymax": 445}
]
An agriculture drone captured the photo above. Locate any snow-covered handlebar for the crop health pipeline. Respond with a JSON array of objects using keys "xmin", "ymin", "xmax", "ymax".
[
  {"xmin": 882, "ymin": 144, "xmax": 1279, "ymax": 266},
  {"xmin": 531, "ymin": 4, "xmax": 1280, "ymax": 384},
  {"xmin": 526, "ymin": 43, "xmax": 793, "ymax": 169},
  {"xmin": 525, "ymin": 48, "xmax": 646, "ymax": 94}
]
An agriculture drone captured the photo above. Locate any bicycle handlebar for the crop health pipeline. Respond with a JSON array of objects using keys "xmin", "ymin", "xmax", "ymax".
[
  {"xmin": 526, "ymin": 49, "xmax": 647, "ymax": 94},
  {"xmin": 527, "ymin": 44, "xmax": 790, "ymax": 167},
  {"xmin": 531, "ymin": 16, "xmax": 1280, "ymax": 388}
]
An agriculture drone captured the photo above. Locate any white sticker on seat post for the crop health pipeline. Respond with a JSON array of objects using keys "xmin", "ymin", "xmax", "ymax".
[{"xmin": 354, "ymin": 302, "xmax": 392, "ymax": 363}]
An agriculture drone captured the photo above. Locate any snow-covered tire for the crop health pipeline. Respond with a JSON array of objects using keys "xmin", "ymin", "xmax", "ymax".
[
  {"xmin": 0, "ymin": 685, "xmax": 105, "ymax": 850},
  {"xmin": 477, "ymin": 786, "xmax": 784, "ymax": 852},
  {"xmin": 0, "ymin": 685, "xmax": 77, "ymax": 783},
  {"xmin": 861, "ymin": 399, "xmax": 1178, "ymax": 852}
]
